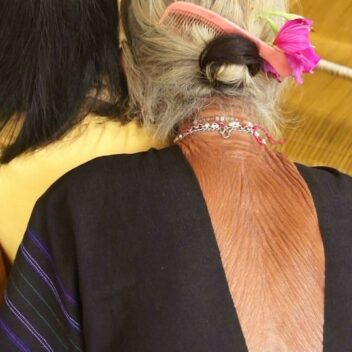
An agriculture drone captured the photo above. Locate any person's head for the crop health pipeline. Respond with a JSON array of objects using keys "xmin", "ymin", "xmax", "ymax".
[
  {"xmin": 0, "ymin": 0, "xmax": 127, "ymax": 163},
  {"xmin": 120, "ymin": 0, "xmax": 289, "ymax": 141}
]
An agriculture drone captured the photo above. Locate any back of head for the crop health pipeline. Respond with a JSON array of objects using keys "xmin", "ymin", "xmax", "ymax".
[
  {"xmin": 0, "ymin": 0, "xmax": 127, "ymax": 163},
  {"xmin": 121, "ymin": 0, "xmax": 288, "ymax": 141}
]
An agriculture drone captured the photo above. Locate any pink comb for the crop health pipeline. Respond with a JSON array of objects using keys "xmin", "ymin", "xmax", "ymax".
[{"xmin": 160, "ymin": 1, "xmax": 292, "ymax": 78}]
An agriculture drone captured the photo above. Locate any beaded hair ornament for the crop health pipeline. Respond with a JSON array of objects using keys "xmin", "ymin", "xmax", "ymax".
[{"xmin": 160, "ymin": 1, "xmax": 320, "ymax": 84}]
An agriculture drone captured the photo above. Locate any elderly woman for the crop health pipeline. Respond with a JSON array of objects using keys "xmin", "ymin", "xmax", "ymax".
[{"xmin": 0, "ymin": 1, "xmax": 351, "ymax": 351}]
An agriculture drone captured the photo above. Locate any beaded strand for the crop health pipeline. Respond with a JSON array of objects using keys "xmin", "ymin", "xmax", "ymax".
[{"xmin": 175, "ymin": 117, "xmax": 285, "ymax": 146}]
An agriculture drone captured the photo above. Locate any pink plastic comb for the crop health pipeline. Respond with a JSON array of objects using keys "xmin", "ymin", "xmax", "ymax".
[{"xmin": 160, "ymin": 1, "xmax": 292, "ymax": 78}]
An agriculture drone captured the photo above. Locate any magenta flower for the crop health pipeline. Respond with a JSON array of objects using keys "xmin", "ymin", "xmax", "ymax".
[{"xmin": 264, "ymin": 18, "xmax": 320, "ymax": 84}]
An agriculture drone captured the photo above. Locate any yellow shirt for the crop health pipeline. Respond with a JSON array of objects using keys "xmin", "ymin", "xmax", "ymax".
[{"xmin": 0, "ymin": 115, "xmax": 165, "ymax": 263}]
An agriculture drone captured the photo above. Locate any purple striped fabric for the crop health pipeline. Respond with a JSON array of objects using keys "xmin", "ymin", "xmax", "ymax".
[
  {"xmin": 5, "ymin": 294, "xmax": 54, "ymax": 352},
  {"xmin": 27, "ymin": 228, "xmax": 78, "ymax": 305},
  {"xmin": 0, "ymin": 317, "xmax": 30, "ymax": 352},
  {"xmin": 20, "ymin": 245, "xmax": 81, "ymax": 332}
]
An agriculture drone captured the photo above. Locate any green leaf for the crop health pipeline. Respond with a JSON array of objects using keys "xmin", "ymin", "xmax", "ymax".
[
  {"xmin": 259, "ymin": 11, "xmax": 304, "ymax": 21},
  {"xmin": 256, "ymin": 14, "xmax": 279, "ymax": 34}
]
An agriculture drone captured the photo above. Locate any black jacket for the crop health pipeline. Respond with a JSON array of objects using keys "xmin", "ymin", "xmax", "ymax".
[{"xmin": 0, "ymin": 146, "xmax": 351, "ymax": 351}]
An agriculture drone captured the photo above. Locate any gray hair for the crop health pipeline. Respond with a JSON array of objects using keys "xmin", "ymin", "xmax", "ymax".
[{"xmin": 121, "ymin": 0, "xmax": 289, "ymax": 141}]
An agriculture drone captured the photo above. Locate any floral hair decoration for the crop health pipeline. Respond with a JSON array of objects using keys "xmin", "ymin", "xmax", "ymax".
[
  {"xmin": 259, "ymin": 12, "xmax": 320, "ymax": 84},
  {"xmin": 160, "ymin": 2, "xmax": 320, "ymax": 84}
]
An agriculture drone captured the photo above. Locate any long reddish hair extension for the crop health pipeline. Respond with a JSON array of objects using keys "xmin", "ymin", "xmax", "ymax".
[{"xmin": 178, "ymin": 133, "xmax": 325, "ymax": 351}]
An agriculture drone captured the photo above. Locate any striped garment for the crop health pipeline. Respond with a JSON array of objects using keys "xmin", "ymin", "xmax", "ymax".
[{"xmin": 0, "ymin": 228, "xmax": 83, "ymax": 351}]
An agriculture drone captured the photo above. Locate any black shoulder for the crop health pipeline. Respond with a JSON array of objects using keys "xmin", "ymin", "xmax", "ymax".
[
  {"xmin": 35, "ymin": 145, "xmax": 186, "ymax": 217},
  {"xmin": 296, "ymin": 164, "xmax": 352, "ymax": 202},
  {"xmin": 25, "ymin": 145, "xmax": 186, "ymax": 293},
  {"xmin": 38, "ymin": 146, "xmax": 175, "ymax": 199},
  {"xmin": 38, "ymin": 151, "xmax": 150, "ymax": 204},
  {"xmin": 296, "ymin": 164, "xmax": 352, "ymax": 232}
]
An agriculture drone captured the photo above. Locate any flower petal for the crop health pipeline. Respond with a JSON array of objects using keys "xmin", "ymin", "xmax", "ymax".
[
  {"xmin": 286, "ymin": 54, "xmax": 305, "ymax": 84},
  {"xmin": 274, "ymin": 18, "xmax": 314, "ymax": 53},
  {"xmin": 300, "ymin": 47, "xmax": 321, "ymax": 72},
  {"xmin": 263, "ymin": 61, "xmax": 282, "ymax": 81},
  {"xmin": 286, "ymin": 46, "xmax": 320, "ymax": 84}
]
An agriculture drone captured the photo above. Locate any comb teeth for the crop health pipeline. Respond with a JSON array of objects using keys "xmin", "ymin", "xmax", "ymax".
[
  {"xmin": 160, "ymin": 2, "xmax": 249, "ymax": 37},
  {"xmin": 161, "ymin": 8, "xmax": 226, "ymax": 35}
]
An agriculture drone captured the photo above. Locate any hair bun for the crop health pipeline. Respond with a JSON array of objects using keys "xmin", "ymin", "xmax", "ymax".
[{"xmin": 199, "ymin": 35, "xmax": 263, "ymax": 85}]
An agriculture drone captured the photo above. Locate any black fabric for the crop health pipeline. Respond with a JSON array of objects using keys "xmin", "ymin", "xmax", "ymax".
[
  {"xmin": 0, "ymin": 145, "xmax": 351, "ymax": 352},
  {"xmin": 296, "ymin": 165, "xmax": 352, "ymax": 351}
]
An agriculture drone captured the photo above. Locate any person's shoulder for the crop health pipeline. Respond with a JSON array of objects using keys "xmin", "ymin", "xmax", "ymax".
[
  {"xmin": 296, "ymin": 164, "xmax": 352, "ymax": 198},
  {"xmin": 296, "ymin": 164, "xmax": 352, "ymax": 225},
  {"xmin": 28, "ymin": 144, "xmax": 190, "ymax": 248},
  {"xmin": 38, "ymin": 145, "xmax": 183, "ymax": 207}
]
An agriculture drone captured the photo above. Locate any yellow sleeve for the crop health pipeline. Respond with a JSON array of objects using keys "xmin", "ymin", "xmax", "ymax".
[{"xmin": 0, "ymin": 115, "xmax": 167, "ymax": 263}]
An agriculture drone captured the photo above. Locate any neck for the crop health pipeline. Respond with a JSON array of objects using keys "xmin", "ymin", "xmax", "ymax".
[
  {"xmin": 177, "ymin": 107, "xmax": 280, "ymax": 152},
  {"xmin": 177, "ymin": 130, "xmax": 267, "ymax": 167}
]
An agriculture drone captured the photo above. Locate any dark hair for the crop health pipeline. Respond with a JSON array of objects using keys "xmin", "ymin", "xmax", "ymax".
[
  {"xmin": 0, "ymin": 0, "xmax": 128, "ymax": 164},
  {"xmin": 199, "ymin": 35, "xmax": 263, "ymax": 85}
]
